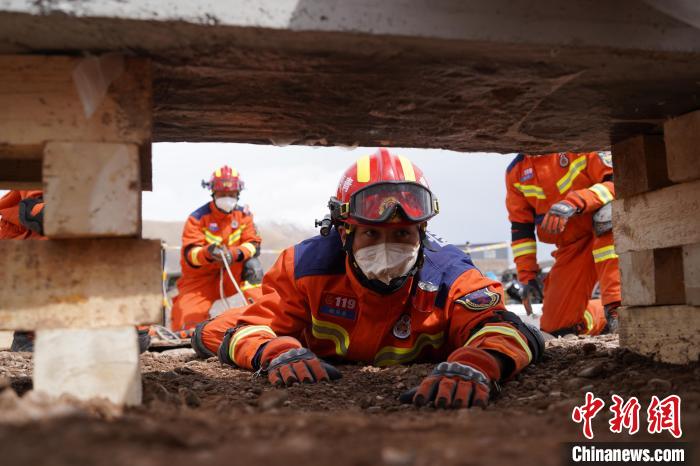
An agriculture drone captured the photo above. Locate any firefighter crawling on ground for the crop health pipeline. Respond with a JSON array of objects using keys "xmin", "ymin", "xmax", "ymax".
[
  {"xmin": 171, "ymin": 166, "xmax": 264, "ymax": 334},
  {"xmin": 193, "ymin": 149, "xmax": 544, "ymax": 409}
]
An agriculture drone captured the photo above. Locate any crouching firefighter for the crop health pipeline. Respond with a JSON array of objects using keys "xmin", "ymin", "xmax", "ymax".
[
  {"xmin": 193, "ymin": 149, "xmax": 544, "ymax": 409},
  {"xmin": 170, "ymin": 165, "xmax": 264, "ymax": 333},
  {"xmin": 505, "ymin": 151, "xmax": 622, "ymax": 336}
]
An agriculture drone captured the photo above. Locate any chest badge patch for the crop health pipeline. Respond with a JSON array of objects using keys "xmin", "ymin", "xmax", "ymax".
[
  {"xmin": 559, "ymin": 153, "xmax": 569, "ymax": 168},
  {"xmin": 520, "ymin": 167, "xmax": 534, "ymax": 182},
  {"xmin": 209, "ymin": 223, "xmax": 219, "ymax": 232},
  {"xmin": 392, "ymin": 314, "xmax": 411, "ymax": 340},
  {"xmin": 319, "ymin": 293, "xmax": 358, "ymax": 320},
  {"xmin": 456, "ymin": 287, "xmax": 501, "ymax": 311},
  {"xmin": 230, "ymin": 220, "xmax": 239, "ymax": 229}
]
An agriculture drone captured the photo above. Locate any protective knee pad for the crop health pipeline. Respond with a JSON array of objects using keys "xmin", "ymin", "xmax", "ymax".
[
  {"xmin": 191, "ymin": 320, "xmax": 216, "ymax": 359},
  {"xmin": 593, "ymin": 203, "xmax": 613, "ymax": 237},
  {"xmin": 243, "ymin": 257, "xmax": 264, "ymax": 284}
]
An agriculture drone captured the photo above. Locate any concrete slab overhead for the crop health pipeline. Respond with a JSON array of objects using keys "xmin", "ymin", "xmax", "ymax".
[{"xmin": 1, "ymin": 0, "xmax": 699, "ymax": 152}]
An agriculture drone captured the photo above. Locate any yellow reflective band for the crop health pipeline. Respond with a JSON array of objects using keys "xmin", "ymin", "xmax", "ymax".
[
  {"xmin": 373, "ymin": 332, "xmax": 444, "ymax": 367},
  {"xmin": 203, "ymin": 229, "xmax": 223, "ymax": 245},
  {"xmin": 229, "ymin": 325, "xmax": 276, "ymax": 362},
  {"xmin": 592, "ymin": 245, "xmax": 619, "ymax": 263},
  {"xmin": 189, "ymin": 246, "xmax": 203, "ymax": 266},
  {"xmin": 466, "ymin": 325, "xmax": 532, "ymax": 363},
  {"xmin": 357, "ymin": 155, "xmax": 371, "ymax": 183},
  {"xmin": 589, "ymin": 183, "xmax": 614, "ymax": 204},
  {"xmin": 512, "ymin": 241, "xmax": 537, "ymax": 258},
  {"xmin": 240, "ymin": 242, "xmax": 257, "ymax": 256},
  {"xmin": 513, "ymin": 183, "xmax": 546, "ymax": 199},
  {"xmin": 311, "ymin": 315, "xmax": 350, "ymax": 356},
  {"xmin": 215, "ymin": 169, "xmax": 222, "ymax": 177},
  {"xmin": 227, "ymin": 225, "xmax": 247, "ymax": 245},
  {"xmin": 583, "ymin": 310, "xmax": 594, "ymax": 334},
  {"xmin": 556, "ymin": 155, "xmax": 587, "ymax": 194},
  {"xmin": 230, "ymin": 168, "xmax": 239, "ymax": 177},
  {"xmin": 398, "ymin": 155, "xmax": 416, "ymax": 182},
  {"xmin": 240, "ymin": 281, "xmax": 261, "ymax": 291}
]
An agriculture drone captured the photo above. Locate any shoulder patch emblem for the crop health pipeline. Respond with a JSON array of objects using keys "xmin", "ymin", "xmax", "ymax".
[
  {"xmin": 597, "ymin": 151, "xmax": 613, "ymax": 168},
  {"xmin": 392, "ymin": 314, "xmax": 411, "ymax": 339},
  {"xmin": 456, "ymin": 287, "xmax": 501, "ymax": 311}
]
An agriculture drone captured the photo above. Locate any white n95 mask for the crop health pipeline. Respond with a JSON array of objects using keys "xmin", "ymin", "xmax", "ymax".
[
  {"xmin": 354, "ymin": 242, "xmax": 420, "ymax": 285},
  {"xmin": 215, "ymin": 196, "xmax": 238, "ymax": 213}
]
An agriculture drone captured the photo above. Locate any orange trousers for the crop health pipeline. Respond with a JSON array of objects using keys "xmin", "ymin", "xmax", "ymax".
[
  {"xmin": 171, "ymin": 271, "xmax": 262, "ymax": 331},
  {"xmin": 540, "ymin": 230, "xmax": 621, "ymax": 335}
]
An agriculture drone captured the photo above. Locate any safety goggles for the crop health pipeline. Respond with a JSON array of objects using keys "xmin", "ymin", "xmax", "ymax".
[{"xmin": 342, "ymin": 182, "xmax": 439, "ymax": 224}]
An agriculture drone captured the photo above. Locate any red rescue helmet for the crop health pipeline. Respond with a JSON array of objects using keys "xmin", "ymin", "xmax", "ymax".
[
  {"xmin": 202, "ymin": 165, "xmax": 244, "ymax": 192},
  {"xmin": 331, "ymin": 148, "xmax": 439, "ymax": 226}
]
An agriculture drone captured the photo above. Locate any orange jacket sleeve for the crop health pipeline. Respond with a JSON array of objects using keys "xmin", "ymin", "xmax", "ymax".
[
  {"xmin": 234, "ymin": 212, "xmax": 262, "ymax": 261},
  {"xmin": 224, "ymin": 248, "xmax": 310, "ymax": 369},
  {"xmin": 505, "ymin": 165, "xmax": 539, "ymax": 283},
  {"xmin": 566, "ymin": 152, "xmax": 616, "ymax": 214},
  {"xmin": 181, "ymin": 215, "xmax": 219, "ymax": 270},
  {"xmin": 445, "ymin": 269, "xmax": 542, "ymax": 380},
  {"xmin": 0, "ymin": 190, "xmax": 43, "ymax": 229}
]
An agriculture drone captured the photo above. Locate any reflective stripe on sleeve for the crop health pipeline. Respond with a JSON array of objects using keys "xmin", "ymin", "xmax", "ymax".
[
  {"xmin": 512, "ymin": 240, "xmax": 537, "ymax": 258},
  {"xmin": 228, "ymin": 325, "xmax": 276, "ymax": 362},
  {"xmin": 513, "ymin": 183, "xmax": 546, "ymax": 199},
  {"xmin": 465, "ymin": 324, "xmax": 533, "ymax": 363},
  {"xmin": 189, "ymin": 246, "xmax": 203, "ymax": 266},
  {"xmin": 592, "ymin": 245, "xmax": 618, "ymax": 263},
  {"xmin": 241, "ymin": 242, "xmax": 257, "ymax": 256},
  {"xmin": 556, "ymin": 155, "xmax": 587, "ymax": 193},
  {"xmin": 589, "ymin": 183, "xmax": 614, "ymax": 204}
]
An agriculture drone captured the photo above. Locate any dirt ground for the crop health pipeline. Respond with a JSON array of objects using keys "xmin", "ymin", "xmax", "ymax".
[{"xmin": 0, "ymin": 335, "xmax": 698, "ymax": 466}]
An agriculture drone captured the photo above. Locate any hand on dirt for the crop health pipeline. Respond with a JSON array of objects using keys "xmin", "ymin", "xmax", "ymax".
[
  {"xmin": 266, "ymin": 347, "xmax": 342, "ymax": 387},
  {"xmin": 400, "ymin": 361, "xmax": 491, "ymax": 409}
]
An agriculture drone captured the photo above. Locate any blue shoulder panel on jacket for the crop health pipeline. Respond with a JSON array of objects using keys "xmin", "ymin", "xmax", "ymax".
[
  {"xmin": 418, "ymin": 232, "xmax": 479, "ymax": 309},
  {"xmin": 191, "ymin": 203, "xmax": 211, "ymax": 220},
  {"xmin": 506, "ymin": 153, "xmax": 525, "ymax": 174},
  {"xmin": 294, "ymin": 229, "xmax": 346, "ymax": 279}
]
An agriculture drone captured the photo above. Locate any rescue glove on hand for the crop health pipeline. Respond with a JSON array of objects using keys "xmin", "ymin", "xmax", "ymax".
[
  {"xmin": 400, "ymin": 347, "xmax": 500, "ymax": 409},
  {"xmin": 206, "ymin": 244, "xmax": 233, "ymax": 264},
  {"xmin": 520, "ymin": 277, "xmax": 544, "ymax": 304},
  {"xmin": 260, "ymin": 337, "xmax": 341, "ymax": 387},
  {"xmin": 541, "ymin": 200, "xmax": 578, "ymax": 235}
]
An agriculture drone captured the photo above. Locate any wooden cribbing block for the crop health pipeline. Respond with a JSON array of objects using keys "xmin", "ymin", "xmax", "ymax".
[
  {"xmin": 619, "ymin": 305, "xmax": 700, "ymax": 365},
  {"xmin": 611, "ymin": 135, "xmax": 671, "ymax": 199},
  {"xmin": 0, "ymin": 239, "xmax": 162, "ymax": 330},
  {"xmin": 664, "ymin": 110, "xmax": 700, "ymax": 183},
  {"xmin": 684, "ymin": 243, "xmax": 700, "ymax": 306},
  {"xmin": 34, "ymin": 326, "xmax": 142, "ymax": 405},
  {"xmin": 43, "ymin": 142, "xmax": 141, "ymax": 237},
  {"xmin": 618, "ymin": 248, "xmax": 686, "ymax": 306},
  {"xmin": 0, "ymin": 54, "xmax": 153, "ymax": 190},
  {"xmin": 612, "ymin": 179, "xmax": 700, "ymax": 253}
]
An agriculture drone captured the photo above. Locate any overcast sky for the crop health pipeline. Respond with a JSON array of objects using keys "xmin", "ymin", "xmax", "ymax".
[{"xmin": 143, "ymin": 143, "xmax": 555, "ymax": 262}]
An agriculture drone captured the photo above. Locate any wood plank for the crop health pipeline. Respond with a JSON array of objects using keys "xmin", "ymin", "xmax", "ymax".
[
  {"xmin": 0, "ymin": 239, "xmax": 162, "ymax": 330},
  {"xmin": 0, "ymin": 55, "xmax": 151, "ymax": 146},
  {"xmin": 43, "ymin": 142, "xmax": 141, "ymax": 238},
  {"xmin": 612, "ymin": 179, "xmax": 700, "ymax": 253},
  {"xmin": 619, "ymin": 248, "xmax": 685, "ymax": 306},
  {"xmin": 664, "ymin": 110, "xmax": 700, "ymax": 183},
  {"xmin": 34, "ymin": 326, "xmax": 141, "ymax": 406},
  {"xmin": 619, "ymin": 305, "xmax": 700, "ymax": 365},
  {"xmin": 683, "ymin": 243, "xmax": 700, "ymax": 306},
  {"xmin": 611, "ymin": 135, "xmax": 671, "ymax": 199}
]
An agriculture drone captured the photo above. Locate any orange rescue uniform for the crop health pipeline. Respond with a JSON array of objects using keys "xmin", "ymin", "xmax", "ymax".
[
  {"xmin": 171, "ymin": 201, "xmax": 262, "ymax": 331},
  {"xmin": 195, "ymin": 231, "xmax": 542, "ymax": 377},
  {"xmin": 505, "ymin": 152, "xmax": 621, "ymax": 335},
  {"xmin": 0, "ymin": 190, "xmax": 45, "ymax": 239}
]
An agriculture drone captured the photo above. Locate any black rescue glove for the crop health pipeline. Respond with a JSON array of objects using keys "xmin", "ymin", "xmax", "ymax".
[
  {"xmin": 262, "ymin": 341, "xmax": 342, "ymax": 387},
  {"xmin": 206, "ymin": 244, "xmax": 233, "ymax": 265}
]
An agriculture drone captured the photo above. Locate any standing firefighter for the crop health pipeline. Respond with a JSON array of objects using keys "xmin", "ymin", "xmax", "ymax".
[
  {"xmin": 193, "ymin": 149, "xmax": 543, "ymax": 409},
  {"xmin": 171, "ymin": 166, "xmax": 263, "ymax": 333},
  {"xmin": 505, "ymin": 152, "xmax": 621, "ymax": 336}
]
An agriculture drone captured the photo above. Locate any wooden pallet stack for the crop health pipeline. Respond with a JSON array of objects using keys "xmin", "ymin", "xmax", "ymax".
[
  {"xmin": 0, "ymin": 55, "xmax": 161, "ymax": 404},
  {"xmin": 612, "ymin": 111, "xmax": 700, "ymax": 365}
]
